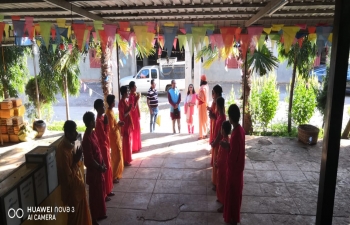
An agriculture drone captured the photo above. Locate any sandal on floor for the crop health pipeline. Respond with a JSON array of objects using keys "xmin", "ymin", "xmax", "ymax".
[
  {"xmin": 105, "ymin": 197, "xmax": 111, "ymax": 202},
  {"xmin": 113, "ymin": 179, "xmax": 119, "ymax": 183},
  {"xmin": 97, "ymin": 215, "xmax": 108, "ymax": 220},
  {"xmin": 107, "ymin": 192, "xmax": 115, "ymax": 197},
  {"xmin": 124, "ymin": 162, "xmax": 132, "ymax": 166}
]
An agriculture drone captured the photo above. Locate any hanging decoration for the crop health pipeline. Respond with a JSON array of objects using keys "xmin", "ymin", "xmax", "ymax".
[
  {"xmin": 235, "ymin": 27, "xmax": 242, "ymax": 42},
  {"xmin": 220, "ymin": 27, "xmax": 236, "ymax": 55},
  {"xmin": 263, "ymin": 28, "xmax": 272, "ymax": 35},
  {"xmin": 72, "ymin": 23, "xmax": 86, "ymax": 50},
  {"xmin": 178, "ymin": 35, "xmax": 186, "ymax": 51},
  {"xmin": 192, "ymin": 27, "xmax": 207, "ymax": 51},
  {"xmin": 0, "ymin": 14, "xmax": 3, "ymax": 22},
  {"xmin": 0, "ymin": 22, "xmax": 5, "ymax": 43},
  {"xmin": 93, "ymin": 20, "xmax": 103, "ymax": 41},
  {"xmin": 163, "ymin": 26, "xmax": 178, "ymax": 56},
  {"xmin": 104, "ymin": 24, "xmax": 117, "ymax": 47},
  {"xmin": 248, "ymin": 26, "xmax": 264, "ymax": 54},
  {"xmin": 271, "ymin": 24, "xmax": 284, "ymax": 32},
  {"xmin": 57, "ymin": 19, "xmax": 66, "ymax": 28},
  {"xmin": 39, "ymin": 22, "xmax": 52, "ymax": 49},
  {"xmin": 240, "ymin": 34, "xmax": 251, "ymax": 60},
  {"xmin": 282, "ymin": 26, "xmax": 300, "ymax": 53},
  {"xmin": 24, "ymin": 17, "xmax": 34, "ymax": 40},
  {"xmin": 203, "ymin": 24, "xmax": 215, "ymax": 35}
]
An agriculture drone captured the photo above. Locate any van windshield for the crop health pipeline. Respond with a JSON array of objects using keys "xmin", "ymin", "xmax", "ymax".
[{"xmin": 161, "ymin": 65, "xmax": 185, "ymax": 80}]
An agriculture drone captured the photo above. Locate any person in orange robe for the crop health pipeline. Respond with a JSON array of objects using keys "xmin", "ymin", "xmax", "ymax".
[
  {"xmin": 197, "ymin": 75, "xmax": 209, "ymax": 139},
  {"xmin": 82, "ymin": 112, "xmax": 107, "ymax": 225},
  {"xmin": 220, "ymin": 104, "xmax": 245, "ymax": 224},
  {"xmin": 57, "ymin": 120, "xmax": 92, "ymax": 225},
  {"xmin": 129, "ymin": 81, "xmax": 142, "ymax": 153},
  {"xmin": 208, "ymin": 85, "xmax": 223, "ymax": 143},
  {"xmin": 106, "ymin": 94, "xmax": 125, "ymax": 181},
  {"xmin": 215, "ymin": 120, "xmax": 231, "ymax": 212},
  {"xmin": 210, "ymin": 97, "xmax": 226, "ymax": 191},
  {"xmin": 94, "ymin": 99, "xmax": 115, "ymax": 201},
  {"xmin": 118, "ymin": 86, "xmax": 133, "ymax": 166}
]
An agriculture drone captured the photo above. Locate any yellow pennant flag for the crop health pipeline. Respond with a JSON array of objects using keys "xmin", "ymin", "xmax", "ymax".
[
  {"xmin": 272, "ymin": 24, "xmax": 284, "ymax": 32},
  {"xmin": 308, "ymin": 33, "xmax": 317, "ymax": 44},
  {"xmin": 39, "ymin": 22, "xmax": 52, "ymax": 50},
  {"xmin": 56, "ymin": 19, "xmax": 66, "ymax": 28},
  {"xmin": 164, "ymin": 23, "xmax": 175, "ymax": 27},
  {"xmin": 328, "ymin": 33, "xmax": 333, "ymax": 43},
  {"xmin": 133, "ymin": 26, "xmax": 148, "ymax": 46},
  {"xmin": 282, "ymin": 26, "xmax": 300, "ymax": 53},
  {"xmin": 0, "ymin": 14, "xmax": 4, "ymax": 22},
  {"xmin": 36, "ymin": 39, "xmax": 41, "ymax": 47},
  {"xmin": 4, "ymin": 24, "xmax": 9, "ymax": 39},
  {"xmin": 263, "ymin": 28, "xmax": 272, "ymax": 34},
  {"xmin": 66, "ymin": 26, "xmax": 71, "ymax": 39},
  {"xmin": 178, "ymin": 35, "xmax": 187, "ymax": 50}
]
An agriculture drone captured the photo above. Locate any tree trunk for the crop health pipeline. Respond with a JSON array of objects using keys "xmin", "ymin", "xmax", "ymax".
[
  {"xmin": 341, "ymin": 119, "xmax": 350, "ymax": 139},
  {"xmin": 2, "ymin": 79, "xmax": 9, "ymax": 99},
  {"xmin": 288, "ymin": 56, "xmax": 298, "ymax": 133},
  {"xmin": 101, "ymin": 46, "xmax": 112, "ymax": 104},
  {"xmin": 63, "ymin": 75, "xmax": 70, "ymax": 120},
  {"xmin": 242, "ymin": 66, "xmax": 253, "ymax": 134}
]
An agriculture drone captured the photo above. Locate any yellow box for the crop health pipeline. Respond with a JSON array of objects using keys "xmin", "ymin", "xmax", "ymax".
[
  {"xmin": 1, "ymin": 134, "xmax": 9, "ymax": 142},
  {"xmin": 9, "ymin": 134, "xmax": 20, "ymax": 142},
  {"xmin": 0, "ymin": 118, "xmax": 12, "ymax": 126},
  {"xmin": 1, "ymin": 125, "xmax": 8, "ymax": 134},
  {"xmin": 0, "ymin": 109, "xmax": 14, "ymax": 118},
  {"xmin": 13, "ymin": 105, "xmax": 25, "ymax": 117},
  {"xmin": 0, "ymin": 100, "xmax": 13, "ymax": 109},
  {"xmin": 7, "ymin": 98, "xmax": 22, "ymax": 107}
]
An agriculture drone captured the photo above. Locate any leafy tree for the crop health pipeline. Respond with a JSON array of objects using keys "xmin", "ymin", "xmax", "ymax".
[
  {"xmin": 278, "ymin": 37, "xmax": 316, "ymax": 133},
  {"xmin": 0, "ymin": 46, "xmax": 30, "ymax": 98}
]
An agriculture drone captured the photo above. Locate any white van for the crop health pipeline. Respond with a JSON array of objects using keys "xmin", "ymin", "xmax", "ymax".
[{"xmin": 119, "ymin": 60, "xmax": 186, "ymax": 93}]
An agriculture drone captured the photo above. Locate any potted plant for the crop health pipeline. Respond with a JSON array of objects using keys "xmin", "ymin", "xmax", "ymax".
[{"xmin": 292, "ymin": 75, "xmax": 319, "ymax": 144}]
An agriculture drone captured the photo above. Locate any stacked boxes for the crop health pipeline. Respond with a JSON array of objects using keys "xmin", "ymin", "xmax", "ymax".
[{"xmin": 0, "ymin": 98, "xmax": 25, "ymax": 143}]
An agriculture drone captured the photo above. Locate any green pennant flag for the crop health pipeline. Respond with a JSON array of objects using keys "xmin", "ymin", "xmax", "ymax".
[
  {"xmin": 0, "ymin": 14, "xmax": 4, "ymax": 22},
  {"xmin": 52, "ymin": 44, "xmax": 57, "ymax": 52},
  {"xmin": 93, "ymin": 20, "xmax": 103, "ymax": 41},
  {"xmin": 178, "ymin": 35, "xmax": 186, "ymax": 50},
  {"xmin": 186, "ymin": 34, "xmax": 193, "ymax": 57},
  {"xmin": 269, "ymin": 33, "xmax": 280, "ymax": 41},
  {"xmin": 39, "ymin": 22, "xmax": 52, "ymax": 50},
  {"xmin": 258, "ymin": 35, "xmax": 266, "ymax": 49},
  {"xmin": 192, "ymin": 27, "xmax": 207, "ymax": 51}
]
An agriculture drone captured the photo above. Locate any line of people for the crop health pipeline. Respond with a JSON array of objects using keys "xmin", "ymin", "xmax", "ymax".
[{"xmin": 56, "ymin": 81, "xmax": 142, "ymax": 225}]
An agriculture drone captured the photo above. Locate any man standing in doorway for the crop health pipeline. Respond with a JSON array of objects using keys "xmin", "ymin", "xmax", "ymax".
[
  {"xmin": 168, "ymin": 79, "xmax": 181, "ymax": 133},
  {"xmin": 147, "ymin": 79, "xmax": 159, "ymax": 133}
]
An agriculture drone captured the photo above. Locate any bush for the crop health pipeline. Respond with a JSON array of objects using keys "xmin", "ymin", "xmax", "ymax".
[
  {"xmin": 292, "ymin": 75, "xmax": 318, "ymax": 125},
  {"xmin": 250, "ymin": 74, "xmax": 279, "ymax": 132}
]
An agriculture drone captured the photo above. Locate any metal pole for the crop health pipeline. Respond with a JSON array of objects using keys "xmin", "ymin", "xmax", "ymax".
[
  {"xmin": 32, "ymin": 42, "xmax": 41, "ymax": 119},
  {"xmin": 316, "ymin": 0, "xmax": 350, "ymax": 224},
  {"xmin": 116, "ymin": 41, "xmax": 121, "ymax": 101},
  {"xmin": 242, "ymin": 51, "xmax": 248, "ymax": 129}
]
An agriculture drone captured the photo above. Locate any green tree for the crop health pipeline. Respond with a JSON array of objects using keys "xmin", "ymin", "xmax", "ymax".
[
  {"xmin": 0, "ymin": 46, "xmax": 30, "ymax": 99},
  {"xmin": 278, "ymin": 37, "xmax": 317, "ymax": 133},
  {"xmin": 196, "ymin": 43, "xmax": 279, "ymax": 133}
]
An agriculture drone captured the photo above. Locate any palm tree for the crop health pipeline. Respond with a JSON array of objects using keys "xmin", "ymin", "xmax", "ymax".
[
  {"xmin": 196, "ymin": 42, "xmax": 279, "ymax": 133},
  {"xmin": 278, "ymin": 37, "xmax": 316, "ymax": 133},
  {"xmin": 101, "ymin": 45, "xmax": 112, "ymax": 103},
  {"xmin": 55, "ymin": 45, "xmax": 81, "ymax": 120}
]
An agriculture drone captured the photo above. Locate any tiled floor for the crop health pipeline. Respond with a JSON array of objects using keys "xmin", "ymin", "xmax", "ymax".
[{"xmin": 2, "ymin": 131, "xmax": 350, "ymax": 224}]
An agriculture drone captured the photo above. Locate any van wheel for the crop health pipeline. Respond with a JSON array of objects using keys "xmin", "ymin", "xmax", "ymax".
[{"xmin": 165, "ymin": 85, "xmax": 171, "ymax": 92}]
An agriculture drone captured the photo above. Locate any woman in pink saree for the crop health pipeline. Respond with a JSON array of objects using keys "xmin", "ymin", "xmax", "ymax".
[{"xmin": 184, "ymin": 84, "xmax": 197, "ymax": 134}]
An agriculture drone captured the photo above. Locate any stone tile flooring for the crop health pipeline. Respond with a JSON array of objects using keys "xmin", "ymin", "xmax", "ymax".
[
  {"xmin": 98, "ymin": 134, "xmax": 350, "ymax": 225},
  {"xmin": 1, "ymin": 132, "xmax": 350, "ymax": 224}
]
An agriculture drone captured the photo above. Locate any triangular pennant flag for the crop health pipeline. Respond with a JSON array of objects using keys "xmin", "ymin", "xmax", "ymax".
[
  {"xmin": 298, "ymin": 38, "xmax": 303, "ymax": 48},
  {"xmin": 178, "ymin": 35, "xmax": 186, "ymax": 50},
  {"xmin": 328, "ymin": 33, "xmax": 333, "ymax": 43},
  {"xmin": 57, "ymin": 19, "xmax": 66, "ymax": 28},
  {"xmin": 0, "ymin": 22, "xmax": 5, "ymax": 43},
  {"xmin": 203, "ymin": 36, "xmax": 209, "ymax": 48},
  {"xmin": 308, "ymin": 26, "xmax": 316, "ymax": 34},
  {"xmin": 133, "ymin": 25, "xmax": 148, "ymax": 46},
  {"xmin": 192, "ymin": 27, "xmax": 207, "ymax": 51},
  {"xmin": 269, "ymin": 33, "xmax": 280, "ymax": 41},
  {"xmin": 186, "ymin": 34, "xmax": 193, "ymax": 56},
  {"xmin": 158, "ymin": 35, "xmax": 164, "ymax": 49},
  {"xmin": 203, "ymin": 24, "xmax": 215, "ymax": 35},
  {"xmin": 146, "ymin": 22, "xmax": 156, "ymax": 33},
  {"xmin": 163, "ymin": 26, "xmax": 178, "ymax": 56},
  {"xmin": 220, "ymin": 27, "xmax": 236, "ymax": 55},
  {"xmin": 12, "ymin": 21, "xmax": 25, "ymax": 45},
  {"xmin": 72, "ymin": 23, "xmax": 86, "ymax": 51},
  {"xmin": 51, "ymin": 28, "xmax": 56, "ymax": 40},
  {"xmin": 213, "ymin": 34, "xmax": 224, "ymax": 49},
  {"xmin": 296, "ymin": 24, "xmax": 307, "ymax": 30},
  {"xmin": 248, "ymin": 26, "xmax": 264, "ymax": 42},
  {"xmin": 11, "ymin": 16, "xmax": 21, "ymax": 21},
  {"xmin": 258, "ymin": 35, "xmax": 266, "ymax": 49},
  {"xmin": 235, "ymin": 27, "xmax": 242, "ymax": 42},
  {"xmin": 103, "ymin": 24, "xmax": 117, "ymax": 47},
  {"xmin": 164, "ymin": 23, "xmax": 175, "ymax": 27},
  {"xmin": 173, "ymin": 38, "xmax": 177, "ymax": 49},
  {"xmin": 240, "ymin": 34, "xmax": 252, "ymax": 60},
  {"xmin": 119, "ymin": 21, "xmax": 130, "ymax": 31},
  {"xmin": 271, "ymin": 24, "xmax": 284, "ymax": 31},
  {"xmin": 52, "ymin": 44, "xmax": 57, "ymax": 52},
  {"xmin": 118, "ymin": 30, "xmax": 130, "ymax": 41},
  {"xmin": 180, "ymin": 28, "xmax": 186, "ymax": 34},
  {"xmin": 0, "ymin": 14, "xmax": 3, "ymax": 22},
  {"xmin": 4, "ymin": 24, "xmax": 9, "ymax": 39},
  {"xmin": 263, "ymin": 28, "xmax": 272, "ymax": 34},
  {"xmin": 98, "ymin": 30, "xmax": 108, "ymax": 51},
  {"xmin": 282, "ymin": 26, "xmax": 300, "ymax": 53},
  {"xmin": 93, "ymin": 21, "xmax": 104, "ymax": 41},
  {"xmin": 184, "ymin": 23, "xmax": 194, "ymax": 34}
]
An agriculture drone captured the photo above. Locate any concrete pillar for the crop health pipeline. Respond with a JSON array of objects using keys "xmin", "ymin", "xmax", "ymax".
[
  {"xmin": 193, "ymin": 45, "xmax": 202, "ymax": 93},
  {"xmin": 111, "ymin": 46, "xmax": 119, "ymax": 99},
  {"xmin": 143, "ymin": 56, "xmax": 149, "ymax": 66},
  {"xmin": 184, "ymin": 42, "xmax": 192, "ymax": 93}
]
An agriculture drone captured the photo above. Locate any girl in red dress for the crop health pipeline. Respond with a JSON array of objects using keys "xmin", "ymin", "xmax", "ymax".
[{"xmin": 128, "ymin": 81, "xmax": 142, "ymax": 153}]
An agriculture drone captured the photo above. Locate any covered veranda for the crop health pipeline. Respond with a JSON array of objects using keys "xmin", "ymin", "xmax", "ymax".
[{"xmin": 0, "ymin": 0, "xmax": 349, "ymax": 224}]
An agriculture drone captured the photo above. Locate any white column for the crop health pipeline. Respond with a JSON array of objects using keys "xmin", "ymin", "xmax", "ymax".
[
  {"xmin": 193, "ymin": 44, "xmax": 202, "ymax": 93},
  {"xmin": 184, "ymin": 42, "xmax": 192, "ymax": 93},
  {"xmin": 111, "ymin": 46, "xmax": 119, "ymax": 98}
]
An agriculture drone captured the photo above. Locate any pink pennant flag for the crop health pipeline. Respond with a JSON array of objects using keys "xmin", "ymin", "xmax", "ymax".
[
  {"xmin": 293, "ymin": 38, "xmax": 297, "ymax": 45},
  {"xmin": 296, "ymin": 24, "xmax": 307, "ymax": 30},
  {"xmin": 235, "ymin": 27, "xmax": 242, "ymax": 42},
  {"xmin": 92, "ymin": 32, "xmax": 97, "ymax": 42},
  {"xmin": 146, "ymin": 22, "xmax": 156, "ymax": 33},
  {"xmin": 24, "ymin": 17, "xmax": 34, "ymax": 39},
  {"xmin": 11, "ymin": 16, "xmax": 21, "ymax": 21},
  {"xmin": 213, "ymin": 34, "xmax": 224, "ymax": 49},
  {"xmin": 173, "ymin": 38, "xmax": 177, "ymax": 49},
  {"xmin": 158, "ymin": 47, "xmax": 162, "ymax": 56},
  {"xmin": 209, "ymin": 35, "xmax": 216, "ymax": 49},
  {"xmin": 118, "ymin": 30, "xmax": 130, "ymax": 41},
  {"xmin": 180, "ymin": 28, "xmax": 186, "ymax": 34},
  {"xmin": 104, "ymin": 24, "xmax": 117, "ymax": 47},
  {"xmin": 240, "ymin": 34, "xmax": 252, "ymax": 60},
  {"xmin": 247, "ymin": 26, "xmax": 264, "ymax": 41}
]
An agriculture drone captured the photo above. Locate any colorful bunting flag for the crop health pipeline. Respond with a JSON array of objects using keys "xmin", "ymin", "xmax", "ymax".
[
  {"xmin": 104, "ymin": 24, "xmax": 117, "ymax": 47},
  {"xmin": 119, "ymin": 21, "xmax": 130, "ymax": 31},
  {"xmin": 203, "ymin": 24, "xmax": 215, "ymax": 35},
  {"xmin": 164, "ymin": 23, "xmax": 175, "ymax": 27},
  {"xmin": 296, "ymin": 24, "xmax": 307, "ymax": 30},
  {"xmin": 0, "ymin": 14, "xmax": 3, "ymax": 22},
  {"xmin": 0, "ymin": 22, "xmax": 5, "ymax": 43},
  {"xmin": 24, "ymin": 17, "xmax": 34, "ymax": 40},
  {"xmin": 72, "ymin": 23, "xmax": 86, "ymax": 51},
  {"xmin": 52, "ymin": 44, "xmax": 57, "ymax": 52},
  {"xmin": 220, "ymin": 27, "xmax": 236, "ymax": 55},
  {"xmin": 4, "ymin": 24, "xmax": 9, "ymax": 39},
  {"xmin": 163, "ymin": 26, "xmax": 178, "ymax": 56},
  {"xmin": 235, "ymin": 28, "xmax": 242, "ymax": 42},
  {"xmin": 186, "ymin": 34, "xmax": 193, "ymax": 56},
  {"xmin": 93, "ymin": 21, "xmax": 103, "ymax": 41},
  {"xmin": 173, "ymin": 38, "xmax": 177, "ymax": 49},
  {"xmin": 308, "ymin": 26, "xmax": 316, "ymax": 34},
  {"xmin": 282, "ymin": 26, "xmax": 300, "ymax": 53},
  {"xmin": 184, "ymin": 23, "xmax": 194, "ymax": 34},
  {"xmin": 263, "ymin": 28, "xmax": 272, "ymax": 34},
  {"xmin": 271, "ymin": 24, "xmax": 284, "ymax": 32},
  {"xmin": 11, "ymin": 16, "xmax": 21, "ymax": 21},
  {"xmin": 178, "ymin": 35, "xmax": 186, "ymax": 50},
  {"xmin": 192, "ymin": 27, "xmax": 207, "ymax": 51},
  {"xmin": 57, "ymin": 19, "xmax": 66, "ymax": 28}
]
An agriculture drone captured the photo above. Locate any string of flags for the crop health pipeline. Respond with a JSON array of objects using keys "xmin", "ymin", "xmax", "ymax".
[
  {"xmin": 79, "ymin": 80, "xmax": 104, "ymax": 98},
  {"xmin": 0, "ymin": 14, "xmax": 333, "ymax": 60}
]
